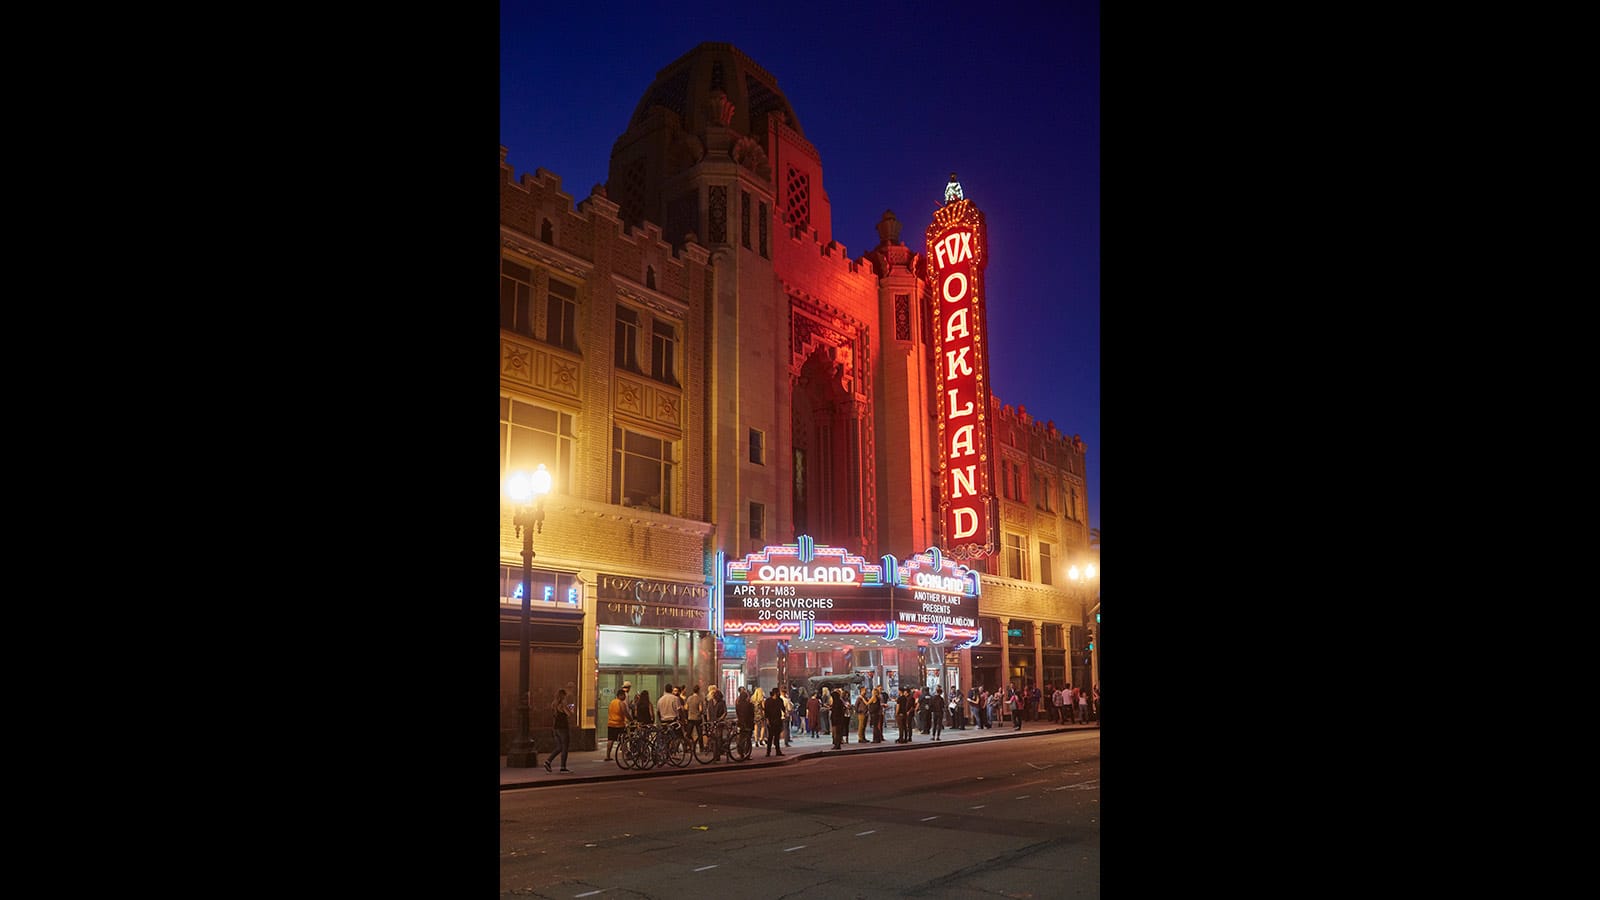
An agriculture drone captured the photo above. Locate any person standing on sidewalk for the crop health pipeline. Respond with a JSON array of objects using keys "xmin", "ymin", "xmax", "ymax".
[
  {"xmin": 763, "ymin": 688, "xmax": 786, "ymax": 757},
  {"xmin": 544, "ymin": 689, "xmax": 573, "ymax": 773},
  {"xmin": 684, "ymin": 684, "xmax": 705, "ymax": 752},
  {"xmin": 634, "ymin": 688, "xmax": 654, "ymax": 726},
  {"xmin": 658, "ymin": 683, "xmax": 682, "ymax": 729},
  {"xmin": 735, "ymin": 688, "xmax": 755, "ymax": 759},
  {"xmin": 1078, "ymin": 684, "xmax": 1089, "ymax": 724},
  {"xmin": 1092, "ymin": 682, "xmax": 1100, "ymax": 723},
  {"xmin": 829, "ymin": 687, "xmax": 849, "ymax": 749},
  {"xmin": 604, "ymin": 685, "xmax": 629, "ymax": 762},
  {"xmin": 781, "ymin": 687, "xmax": 794, "ymax": 747},
  {"xmin": 855, "ymin": 690, "xmax": 869, "ymax": 743},
  {"xmin": 869, "ymin": 686, "xmax": 886, "ymax": 743},
  {"xmin": 930, "ymin": 686, "xmax": 946, "ymax": 741},
  {"xmin": 704, "ymin": 686, "xmax": 727, "ymax": 761},
  {"xmin": 1010, "ymin": 687, "xmax": 1024, "ymax": 730},
  {"xmin": 751, "ymin": 684, "xmax": 767, "ymax": 746},
  {"xmin": 895, "ymin": 687, "xmax": 913, "ymax": 743}
]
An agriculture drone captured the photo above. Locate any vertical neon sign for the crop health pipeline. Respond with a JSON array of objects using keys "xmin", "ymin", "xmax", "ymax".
[{"xmin": 927, "ymin": 192, "xmax": 996, "ymax": 559}]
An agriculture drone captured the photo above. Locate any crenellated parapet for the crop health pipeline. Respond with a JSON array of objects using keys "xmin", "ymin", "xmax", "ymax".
[
  {"xmin": 501, "ymin": 149, "xmax": 707, "ymax": 306},
  {"xmin": 991, "ymin": 395, "xmax": 1088, "ymax": 474},
  {"xmin": 780, "ymin": 217, "xmax": 880, "ymax": 283}
]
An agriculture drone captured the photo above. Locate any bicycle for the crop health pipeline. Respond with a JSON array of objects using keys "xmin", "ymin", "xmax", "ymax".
[
  {"xmin": 616, "ymin": 723, "xmax": 656, "ymax": 771},
  {"xmin": 731, "ymin": 720, "xmax": 753, "ymax": 762},
  {"xmin": 694, "ymin": 717, "xmax": 742, "ymax": 764},
  {"xmin": 655, "ymin": 719, "xmax": 692, "ymax": 768}
]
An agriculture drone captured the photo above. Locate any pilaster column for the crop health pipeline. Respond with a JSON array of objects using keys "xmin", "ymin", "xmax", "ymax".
[
  {"xmin": 998, "ymin": 616, "xmax": 1010, "ymax": 692},
  {"xmin": 1033, "ymin": 621, "xmax": 1044, "ymax": 709}
]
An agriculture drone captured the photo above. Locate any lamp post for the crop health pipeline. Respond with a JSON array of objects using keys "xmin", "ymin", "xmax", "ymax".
[
  {"xmin": 505, "ymin": 463, "xmax": 552, "ymax": 768},
  {"xmin": 1067, "ymin": 562, "xmax": 1099, "ymax": 699}
]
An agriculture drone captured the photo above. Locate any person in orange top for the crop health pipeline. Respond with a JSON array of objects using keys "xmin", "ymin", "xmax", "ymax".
[{"xmin": 604, "ymin": 685, "xmax": 629, "ymax": 761}]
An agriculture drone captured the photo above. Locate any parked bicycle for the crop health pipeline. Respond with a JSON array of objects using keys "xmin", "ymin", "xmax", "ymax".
[{"xmin": 693, "ymin": 716, "xmax": 749, "ymax": 763}]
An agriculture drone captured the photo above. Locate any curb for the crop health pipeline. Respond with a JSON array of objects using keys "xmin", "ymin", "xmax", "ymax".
[{"xmin": 501, "ymin": 724, "xmax": 1098, "ymax": 790}]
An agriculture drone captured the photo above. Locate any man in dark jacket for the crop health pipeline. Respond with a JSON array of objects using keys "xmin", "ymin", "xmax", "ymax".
[
  {"xmin": 735, "ymin": 688, "xmax": 755, "ymax": 760},
  {"xmin": 763, "ymin": 688, "xmax": 787, "ymax": 757},
  {"xmin": 706, "ymin": 687, "xmax": 729, "ymax": 762},
  {"xmin": 896, "ymin": 688, "xmax": 913, "ymax": 743},
  {"xmin": 829, "ymin": 688, "xmax": 849, "ymax": 749}
]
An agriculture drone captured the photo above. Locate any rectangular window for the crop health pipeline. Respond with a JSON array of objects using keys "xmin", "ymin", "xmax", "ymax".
[
  {"xmin": 1003, "ymin": 532, "xmax": 1029, "ymax": 580},
  {"xmin": 1013, "ymin": 465, "xmax": 1026, "ymax": 505},
  {"xmin": 741, "ymin": 191, "xmax": 751, "ymax": 249},
  {"xmin": 650, "ymin": 320, "xmax": 677, "ymax": 385},
  {"xmin": 759, "ymin": 201, "xmax": 769, "ymax": 257},
  {"xmin": 500, "ymin": 395, "xmax": 576, "ymax": 494},
  {"xmin": 749, "ymin": 502, "xmax": 764, "ymax": 541},
  {"xmin": 614, "ymin": 306, "xmax": 640, "ymax": 371},
  {"xmin": 1000, "ymin": 461, "xmax": 1011, "ymax": 500},
  {"xmin": 611, "ymin": 426, "xmax": 674, "ymax": 515},
  {"xmin": 1031, "ymin": 472, "xmax": 1041, "ymax": 509},
  {"xmin": 1039, "ymin": 542, "xmax": 1054, "ymax": 586},
  {"xmin": 545, "ymin": 279, "xmax": 577, "ymax": 350},
  {"xmin": 1043, "ymin": 624, "xmax": 1064, "ymax": 648},
  {"xmin": 500, "ymin": 259, "xmax": 535, "ymax": 338},
  {"xmin": 1043, "ymin": 476, "xmax": 1054, "ymax": 513},
  {"xmin": 749, "ymin": 428, "xmax": 765, "ymax": 465}
]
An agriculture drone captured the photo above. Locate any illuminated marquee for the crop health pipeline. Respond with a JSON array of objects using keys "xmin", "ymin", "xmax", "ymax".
[
  {"xmin": 717, "ymin": 536, "xmax": 888, "ymax": 634},
  {"xmin": 892, "ymin": 546, "xmax": 980, "ymax": 640},
  {"xmin": 927, "ymin": 196, "xmax": 996, "ymax": 559},
  {"xmin": 712, "ymin": 537, "xmax": 982, "ymax": 644}
]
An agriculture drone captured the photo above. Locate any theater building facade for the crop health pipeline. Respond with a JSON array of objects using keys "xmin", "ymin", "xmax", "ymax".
[{"xmin": 501, "ymin": 43, "xmax": 1094, "ymax": 753}]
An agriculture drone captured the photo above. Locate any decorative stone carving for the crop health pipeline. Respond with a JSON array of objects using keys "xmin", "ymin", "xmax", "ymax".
[
  {"xmin": 708, "ymin": 89, "xmax": 735, "ymax": 126},
  {"xmin": 732, "ymin": 136, "xmax": 770, "ymax": 179},
  {"xmin": 876, "ymin": 210, "xmax": 901, "ymax": 246}
]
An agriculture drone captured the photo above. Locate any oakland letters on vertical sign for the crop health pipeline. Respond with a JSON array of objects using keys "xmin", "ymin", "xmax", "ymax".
[{"xmin": 927, "ymin": 198, "xmax": 997, "ymax": 560}]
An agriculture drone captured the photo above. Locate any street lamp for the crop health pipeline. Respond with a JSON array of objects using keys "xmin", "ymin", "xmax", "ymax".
[{"xmin": 505, "ymin": 463, "xmax": 552, "ymax": 768}]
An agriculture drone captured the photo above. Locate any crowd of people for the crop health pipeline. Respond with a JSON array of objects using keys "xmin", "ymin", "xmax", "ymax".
[{"xmin": 582, "ymin": 679, "xmax": 1100, "ymax": 769}]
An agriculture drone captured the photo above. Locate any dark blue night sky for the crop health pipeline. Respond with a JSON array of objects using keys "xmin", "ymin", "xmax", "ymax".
[{"xmin": 501, "ymin": 1, "xmax": 1100, "ymax": 534}]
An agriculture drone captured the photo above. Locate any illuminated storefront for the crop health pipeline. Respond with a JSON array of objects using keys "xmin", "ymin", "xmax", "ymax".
[
  {"xmin": 594, "ymin": 573, "xmax": 713, "ymax": 744},
  {"xmin": 712, "ymin": 537, "xmax": 981, "ymax": 698}
]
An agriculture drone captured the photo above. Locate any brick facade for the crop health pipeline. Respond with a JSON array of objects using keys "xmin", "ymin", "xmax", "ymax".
[{"xmin": 501, "ymin": 45, "xmax": 1096, "ymax": 751}]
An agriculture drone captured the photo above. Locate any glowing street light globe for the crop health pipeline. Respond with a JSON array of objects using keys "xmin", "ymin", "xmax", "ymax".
[{"xmin": 507, "ymin": 464, "xmax": 553, "ymax": 503}]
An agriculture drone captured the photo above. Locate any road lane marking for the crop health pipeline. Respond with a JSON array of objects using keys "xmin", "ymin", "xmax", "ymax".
[
  {"xmin": 1016, "ymin": 795, "xmax": 1031, "ymax": 800},
  {"xmin": 921, "ymin": 816, "xmax": 939, "ymax": 821},
  {"xmin": 784, "ymin": 846, "xmax": 807, "ymax": 852},
  {"xmin": 856, "ymin": 830, "xmax": 877, "ymax": 836},
  {"xmin": 694, "ymin": 865, "xmax": 719, "ymax": 872},
  {"xmin": 575, "ymin": 892, "xmax": 604, "ymax": 898},
  {"xmin": 970, "ymin": 805, "xmax": 986, "ymax": 809}
]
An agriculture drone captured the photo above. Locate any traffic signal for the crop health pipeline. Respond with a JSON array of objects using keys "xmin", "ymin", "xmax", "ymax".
[{"xmin": 1086, "ymin": 627, "xmax": 1095, "ymax": 652}]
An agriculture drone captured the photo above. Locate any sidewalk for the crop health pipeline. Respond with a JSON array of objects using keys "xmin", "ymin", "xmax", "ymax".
[{"xmin": 502, "ymin": 717, "xmax": 1100, "ymax": 789}]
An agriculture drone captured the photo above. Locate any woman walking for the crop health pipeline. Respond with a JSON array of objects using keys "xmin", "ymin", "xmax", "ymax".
[
  {"xmin": 807, "ymin": 690, "xmax": 821, "ymax": 738},
  {"xmin": 544, "ymin": 689, "xmax": 573, "ymax": 773}
]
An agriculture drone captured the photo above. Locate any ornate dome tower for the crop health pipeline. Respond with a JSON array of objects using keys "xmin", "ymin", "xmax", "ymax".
[{"xmin": 607, "ymin": 43, "xmax": 805, "ymax": 235}]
